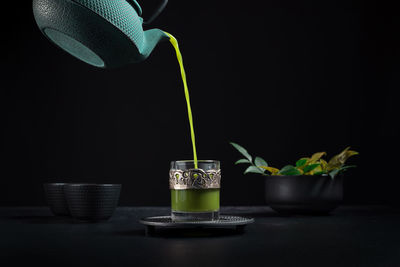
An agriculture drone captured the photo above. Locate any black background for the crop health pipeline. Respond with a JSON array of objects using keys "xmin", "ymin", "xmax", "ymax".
[{"xmin": 1, "ymin": 0, "xmax": 398, "ymax": 207}]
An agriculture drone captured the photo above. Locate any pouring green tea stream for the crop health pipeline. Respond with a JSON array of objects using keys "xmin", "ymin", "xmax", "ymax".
[
  {"xmin": 164, "ymin": 33, "xmax": 221, "ymax": 220},
  {"xmin": 165, "ymin": 32, "xmax": 198, "ymax": 168}
]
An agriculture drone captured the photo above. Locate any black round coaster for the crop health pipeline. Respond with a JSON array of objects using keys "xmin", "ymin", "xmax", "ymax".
[{"xmin": 139, "ymin": 215, "xmax": 254, "ymax": 236}]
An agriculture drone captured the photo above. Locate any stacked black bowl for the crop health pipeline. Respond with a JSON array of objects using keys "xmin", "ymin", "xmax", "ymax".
[
  {"xmin": 43, "ymin": 183, "xmax": 70, "ymax": 216},
  {"xmin": 43, "ymin": 183, "xmax": 121, "ymax": 221},
  {"xmin": 64, "ymin": 183, "xmax": 121, "ymax": 221}
]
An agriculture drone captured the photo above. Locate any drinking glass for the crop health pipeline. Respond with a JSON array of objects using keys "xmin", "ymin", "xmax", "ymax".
[{"xmin": 169, "ymin": 160, "xmax": 221, "ymax": 221}]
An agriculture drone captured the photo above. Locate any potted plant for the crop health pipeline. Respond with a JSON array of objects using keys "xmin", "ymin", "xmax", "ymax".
[{"xmin": 230, "ymin": 143, "xmax": 358, "ymax": 214}]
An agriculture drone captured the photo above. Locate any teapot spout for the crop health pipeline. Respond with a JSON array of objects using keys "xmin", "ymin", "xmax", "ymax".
[{"xmin": 140, "ymin": 29, "xmax": 169, "ymax": 60}]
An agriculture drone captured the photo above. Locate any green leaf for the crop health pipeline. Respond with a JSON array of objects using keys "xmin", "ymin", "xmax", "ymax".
[
  {"xmin": 339, "ymin": 165, "xmax": 357, "ymax": 171},
  {"xmin": 296, "ymin": 158, "xmax": 307, "ymax": 167},
  {"xmin": 230, "ymin": 142, "xmax": 252, "ymax": 162},
  {"xmin": 279, "ymin": 165, "xmax": 293, "ymax": 173},
  {"xmin": 329, "ymin": 165, "xmax": 357, "ymax": 179},
  {"xmin": 235, "ymin": 159, "xmax": 250, "ymax": 165},
  {"xmin": 304, "ymin": 163, "xmax": 321, "ymax": 173},
  {"xmin": 329, "ymin": 169, "xmax": 340, "ymax": 179},
  {"xmin": 244, "ymin": 166, "xmax": 265, "ymax": 175},
  {"xmin": 254, "ymin": 157, "xmax": 268, "ymax": 167},
  {"xmin": 279, "ymin": 165, "xmax": 302, "ymax": 176}
]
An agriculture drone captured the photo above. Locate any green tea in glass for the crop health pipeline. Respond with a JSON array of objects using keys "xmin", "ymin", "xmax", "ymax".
[{"xmin": 169, "ymin": 160, "xmax": 221, "ymax": 221}]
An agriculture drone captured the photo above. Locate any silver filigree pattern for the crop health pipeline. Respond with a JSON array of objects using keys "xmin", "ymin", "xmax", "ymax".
[{"xmin": 169, "ymin": 168, "xmax": 221, "ymax": 189}]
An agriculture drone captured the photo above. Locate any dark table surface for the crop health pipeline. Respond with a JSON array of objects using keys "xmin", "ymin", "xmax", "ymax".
[{"xmin": 1, "ymin": 206, "xmax": 400, "ymax": 267}]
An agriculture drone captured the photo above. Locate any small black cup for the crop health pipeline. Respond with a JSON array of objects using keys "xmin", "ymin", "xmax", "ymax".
[
  {"xmin": 43, "ymin": 183, "xmax": 70, "ymax": 216},
  {"xmin": 64, "ymin": 183, "xmax": 121, "ymax": 221}
]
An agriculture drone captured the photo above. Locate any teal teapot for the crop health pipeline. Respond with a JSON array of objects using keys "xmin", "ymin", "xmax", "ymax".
[{"xmin": 32, "ymin": 0, "xmax": 169, "ymax": 68}]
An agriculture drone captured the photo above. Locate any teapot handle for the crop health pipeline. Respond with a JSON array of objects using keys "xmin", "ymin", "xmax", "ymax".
[{"xmin": 143, "ymin": 0, "xmax": 168, "ymax": 24}]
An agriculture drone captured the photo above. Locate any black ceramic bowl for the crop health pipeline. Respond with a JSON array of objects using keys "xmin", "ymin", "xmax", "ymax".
[
  {"xmin": 265, "ymin": 175, "xmax": 343, "ymax": 214},
  {"xmin": 64, "ymin": 183, "xmax": 121, "ymax": 221},
  {"xmin": 43, "ymin": 183, "xmax": 70, "ymax": 216}
]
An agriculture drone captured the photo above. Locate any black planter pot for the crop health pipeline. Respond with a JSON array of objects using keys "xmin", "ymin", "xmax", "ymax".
[
  {"xmin": 64, "ymin": 183, "xmax": 121, "ymax": 221},
  {"xmin": 265, "ymin": 175, "xmax": 343, "ymax": 214},
  {"xmin": 43, "ymin": 183, "xmax": 70, "ymax": 216}
]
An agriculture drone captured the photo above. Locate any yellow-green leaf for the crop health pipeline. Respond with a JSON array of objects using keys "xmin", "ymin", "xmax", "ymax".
[
  {"xmin": 309, "ymin": 152, "xmax": 327, "ymax": 164},
  {"xmin": 259, "ymin": 166, "xmax": 280, "ymax": 175},
  {"xmin": 327, "ymin": 147, "xmax": 359, "ymax": 171},
  {"xmin": 296, "ymin": 167, "xmax": 304, "ymax": 175},
  {"xmin": 347, "ymin": 150, "xmax": 359, "ymax": 157},
  {"xmin": 319, "ymin": 159, "xmax": 328, "ymax": 171}
]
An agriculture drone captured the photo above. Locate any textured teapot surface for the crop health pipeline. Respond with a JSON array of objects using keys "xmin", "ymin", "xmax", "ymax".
[
  {"xmin": 33, "ymin": 0, "xmax": 168, "ymax": 68},
  {"xmin": 73, "ymin": 0, "xmax": 146, "ymax": 51}
]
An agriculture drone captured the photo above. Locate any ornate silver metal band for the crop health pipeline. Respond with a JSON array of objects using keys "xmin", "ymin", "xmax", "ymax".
[{"xmin": 169, "ymin": 168, "xmax": 221, "ymax": 190}]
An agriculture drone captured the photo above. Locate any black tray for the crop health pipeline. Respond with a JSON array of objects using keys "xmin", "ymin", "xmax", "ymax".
[{"xmin": 139, "ymin": 215, "xmax": 254, "ymax": 236}]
